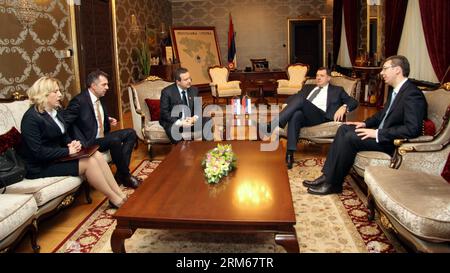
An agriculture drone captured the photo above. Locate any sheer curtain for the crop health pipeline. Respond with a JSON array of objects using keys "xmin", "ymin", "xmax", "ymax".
[
  {"xmin": 337, "ymin": 8, "xmax": 352, "ymax": 68},
  {"xmin": 398, "ymin": 0, "xmax": 438, "ymax": 82}
]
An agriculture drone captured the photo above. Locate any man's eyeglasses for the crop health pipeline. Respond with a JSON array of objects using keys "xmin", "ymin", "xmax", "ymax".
[{"xmin": 381, "ymin": 65, "xmax": 396, "ymax": 71}]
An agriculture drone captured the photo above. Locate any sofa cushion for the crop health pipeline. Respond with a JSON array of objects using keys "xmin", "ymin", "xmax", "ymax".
[
  {"xmin": 0, "ymin": 127, "xmax": 22, "ymax": 154},
  {"xmin": 3, "ymin": 176, "xmax": 82, "ymax": 206},
  {"xmin": 442, "ymin": 152, "xmax": 450, "ymax": 183},
  {"xmin": 145, "ymin": 99, "xmax": 160, "ymax": 121},
  {"xmin": 144, "ymin": 121, "xmax": 170, "ymax": 143},
  {"xmin": 365, "ymin": 166, "xmax": 450, "ymax": 242},
  {"xmin": 0, "ymin": 100, "xmax": 30, "ymax": 134},
  {"xmin": 0, "ymin": 194, "xmax": 37, "ymax": 241},
  {"xmin": 353, "ymin": 151, "xmax": 392, "ymax": 177},
  {"xmin": 423, "ymin": 119, "xmax": 436, "ymax": 136}
]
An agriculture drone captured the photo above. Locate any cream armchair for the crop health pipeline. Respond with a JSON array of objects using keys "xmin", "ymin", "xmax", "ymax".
[
  {"xmin": 128, "ymin": 77, "xmax": 172, "ymax": 158},
  {"xmin": 353, "ymin": 85, "xmax": 450, "ymax": 180},
  {"xmin": 364, "ymin": 140, "xmax": 450, "ymax": 252},
  {"xmin": 275, "ymin": 63, "xmax": 309, "ymax": 103},
  {"xmin": 208, "ymin": 66, "xmax": 242, "ymax": 104},
  {"xmin": 278, "ymin": 74, "xmax": 360, "ymax": 144}
]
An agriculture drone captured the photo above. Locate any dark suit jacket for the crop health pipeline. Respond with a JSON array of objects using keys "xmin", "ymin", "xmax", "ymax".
[
  {"xmin": 64, "ymin": 90, "xmax": 111, "ymax": 147},
  {"xmin": 19, "ymin": 106, "xmax": 72, "ymax": 175},
  {"xmin": 159, "ymin": 83, "xmax": 198, "ymax": 135},
  {"xmin": 364, "ymin": 80, "xmax": 427, "ymax": 143},
  {"xmin": 288, "ymin": 84, "xmax": 359, "ymax": 120}
]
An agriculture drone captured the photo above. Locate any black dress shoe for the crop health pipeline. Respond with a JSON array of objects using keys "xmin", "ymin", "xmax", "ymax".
[
  {"xmin": 286, "ymin": 153, "xmax": 294, "ymax": 169},
  {"xmin": 307, "ymin": 183, "xmax": 342, "ymax": 195},
  {"xmin": 302, "ymin": 174, "xmax": 327, "ymax": 188},
  {"xmin": 115, "ymin": 174, "xmax": 141, "ymax": 189}
]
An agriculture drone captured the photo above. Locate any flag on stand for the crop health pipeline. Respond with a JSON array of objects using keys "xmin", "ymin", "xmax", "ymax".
[{"xmin": 227, "ymin": 13, "xmax": 237, "ymax": 70}]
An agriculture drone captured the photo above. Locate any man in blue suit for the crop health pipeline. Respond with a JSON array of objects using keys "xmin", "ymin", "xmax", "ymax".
[
  {"xmin": 304, "ymin": 55, "xmax": 427, "ymax": 195},
  {"xmin": 64, "ymin": 70, "xmax": 140, "ymax": 189},
  {"xmin": 268, "ymin": 67, "xmax": 359, "ymax": 169}
]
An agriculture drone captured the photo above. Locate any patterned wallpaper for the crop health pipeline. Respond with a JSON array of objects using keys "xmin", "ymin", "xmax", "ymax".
[
  {"xmin": 172, "ymin": 0, "xmax": 334, "ymax": 71},
  {"xmin": 115, "ymin": 0, "xmax": 172, "ymax": 112},
  {"xmin": 0, "ymin": 0, "xmax": 76, "ymax": 99}
]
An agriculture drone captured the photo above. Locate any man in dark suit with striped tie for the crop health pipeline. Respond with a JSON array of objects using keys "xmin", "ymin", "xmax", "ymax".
[
  {"xmin": 159, "ymin": 67, "xmax": 210, "ymax": 143},
  {"xmin": 304, "ymin": 55, "xmax": 427, "ymax": 195},
  {"xmin": 267, "ymin": 67, "xmax": 359, "ymax": 169}
]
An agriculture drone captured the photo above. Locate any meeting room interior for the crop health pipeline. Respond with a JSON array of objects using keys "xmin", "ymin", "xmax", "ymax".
[{"xmin": 0, "ymin": 0, "xmax": 449, "ymax": 256}]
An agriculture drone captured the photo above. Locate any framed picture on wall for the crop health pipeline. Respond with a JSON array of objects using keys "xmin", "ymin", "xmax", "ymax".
[{"xmin": 171, "ymin": 26, "xmax": 222, "ymax": 86}]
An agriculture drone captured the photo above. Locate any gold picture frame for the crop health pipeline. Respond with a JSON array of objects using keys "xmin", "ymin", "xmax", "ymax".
[{"xmin": 171, "ymin": 26, "xmax": 222, "ymax": 86}]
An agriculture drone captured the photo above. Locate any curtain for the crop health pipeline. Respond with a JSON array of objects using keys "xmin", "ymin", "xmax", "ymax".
[
  {"xmin": 333, "ymin": 0, "xmax": 343, "ymax": 65},
  {"xmin": 385, "ymin": 0, "xmax": 408, "ymax": 58},
  {"xmin": 342, "ymin": 0, "xmax": 358, "ymax": 65},
  {"xmin": 398, "ymin": 0, "xmax": 438, "ymax": 82},
  {"xmin": 419, "ymin": 0, "xmax": 450, "ymax": 82},
  {"xmin": 337, "ymin": 8, "xmax": 352, "ymax": 68}
]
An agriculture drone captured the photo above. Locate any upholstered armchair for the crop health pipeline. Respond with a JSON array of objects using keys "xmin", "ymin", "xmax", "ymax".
[
  {"xmin": 364, "ymin": 139, "xmax": 450, "ymax": 252},
  {"xmin": 208, "ymin": 66, "xmax": 242, "ymax": 104},
  {"xmin": 278, "ymin": 74, "xmax": 360, "ymax": 144},
  {"xmin": 353, "ymin": 85, "xmax": 450, "ymax": 180},
  {"xmin": 275, "ymin": 63, "xmax": 309, "ymax": 103},
  {"xmin": 128, "ymin": 77, "xmax": 172, "ymax": 157}
]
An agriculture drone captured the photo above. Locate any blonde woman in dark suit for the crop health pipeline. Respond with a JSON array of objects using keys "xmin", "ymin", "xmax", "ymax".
[{"xmin": 19, "ymin": 77, "xmax": 127, "ymax": 208}]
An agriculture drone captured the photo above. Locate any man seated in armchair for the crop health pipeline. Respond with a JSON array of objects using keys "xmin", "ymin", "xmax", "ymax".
[
  {"xmin": 159, "ymin": 67, "xmax": 212, "ymax": 143},
  {"xmin": 264, "ymin": 67, "xmax": 358, "ymax": 169},
  {"xmin": 304, "ymin": 55, "xmax": 427, "ymax": 195}
]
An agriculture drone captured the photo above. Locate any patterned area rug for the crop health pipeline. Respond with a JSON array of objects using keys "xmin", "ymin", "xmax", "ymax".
[{"xmin": 53, "ymin": 158, "xmax": 397, "ymax": 253}]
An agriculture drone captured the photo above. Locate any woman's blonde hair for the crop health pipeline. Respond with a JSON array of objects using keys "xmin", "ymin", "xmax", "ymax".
[{"xmin": 27, "ymin": 77, "xmax": 63, "ymax": 112}]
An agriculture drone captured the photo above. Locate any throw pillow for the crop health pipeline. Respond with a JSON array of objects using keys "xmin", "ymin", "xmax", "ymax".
[
  {"xmin": 0, "ymin": 127, "xmax": 22, "ymax": 154},
  {"xmin": 145, "ymin": 99, "xmax": 160, "ymax": 121},
  {"xmin": 423, "ymin": 119, "xmax": 436, "ymax": 136},
  {"xmin": 442, "ymin": 152, "xmax": 450, "ymax": 183}
]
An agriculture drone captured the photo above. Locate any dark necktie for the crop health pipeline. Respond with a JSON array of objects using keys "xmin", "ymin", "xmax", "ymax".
[
  {"xmin": 307, "ymin": 86, "xmax": 322, "ymax": 103},
  {"xmin": 181, "ymin": 90, "xmax": 188, "ymax": 106},
  {"xmin": 378, "ymin": 91, "xmax": 397, "ymax": 129}
]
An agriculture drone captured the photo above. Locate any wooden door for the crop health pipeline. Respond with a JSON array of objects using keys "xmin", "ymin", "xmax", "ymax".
[
  {"xmin": 289, "ymin": 19, "xmax": 325, "ymax": 77},
  {"xmin": 75, "ymin": 0, "xmax": 119, "ymax": 120}
]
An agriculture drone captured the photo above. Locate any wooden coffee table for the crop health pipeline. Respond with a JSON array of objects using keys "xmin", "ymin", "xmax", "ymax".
[{"xmin": 111, "ymin": 141, "xmax": 298, "ymax": 253}]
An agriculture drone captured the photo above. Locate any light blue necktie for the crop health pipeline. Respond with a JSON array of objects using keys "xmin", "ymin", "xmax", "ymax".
[{"xmin": 378, "ymin": 91, "xmax": 397, "ymax": 129}]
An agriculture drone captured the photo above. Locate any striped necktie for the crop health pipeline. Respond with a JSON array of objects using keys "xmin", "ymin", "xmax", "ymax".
[
  {"xmin": 307, "ymin": 86, "xmax": 322, "ymax": 103},
  {"xmin": 95, "ymin": 99, "xmax": 104, "ymax": 137},
  {"xmin": 378, "ymin": 91, "xmax": 397, "ymax": 129}
]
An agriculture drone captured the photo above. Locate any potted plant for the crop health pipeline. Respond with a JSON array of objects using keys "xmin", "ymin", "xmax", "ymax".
[{"xmin": 136, "ymin": 41, "xmax": 151, "ymax": 79}]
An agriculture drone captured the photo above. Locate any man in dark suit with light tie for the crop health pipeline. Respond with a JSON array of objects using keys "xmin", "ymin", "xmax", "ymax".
[
  {"xmin": 267, "ymin": 67, "xmax": 358, "ymax": 169},
  {"xmin": 159, "ymin": 67, "xmax": 208, "ymax": 143},
  {"xmin": 64, "ymin": 70, "xmax": 140, "ymax": 189},
  {"xmin": 304, "ymin": 55, "xmax": 427, "ymax": 195}
]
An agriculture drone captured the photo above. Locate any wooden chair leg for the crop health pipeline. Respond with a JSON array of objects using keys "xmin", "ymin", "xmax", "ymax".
[
  {"xmin": 31, "ymin": 219, "xmax": 40, "ymax": 253},
  {"xmin": 367, "ymin": 191, "xmax": 375, "ymax": 221},
  {"xmin": 148, "ymin": 145, "xmax": 153, "ymax": 161}
]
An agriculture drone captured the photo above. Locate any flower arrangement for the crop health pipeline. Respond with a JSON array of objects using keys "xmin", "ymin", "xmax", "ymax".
[{"xmin": 201, "ymin": 144, "xmax": 237, "ymax": 184}]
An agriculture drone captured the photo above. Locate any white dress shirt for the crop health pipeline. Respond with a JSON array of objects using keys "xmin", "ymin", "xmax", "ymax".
[
  {"xmin": 46, "ymin": 109, "xmax": 65, "ymax": 134},
  {"xmin": 307, "ymin": 84, "xmax": 329, "ymax": 112}
]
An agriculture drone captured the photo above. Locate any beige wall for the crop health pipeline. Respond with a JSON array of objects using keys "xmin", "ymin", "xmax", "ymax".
[
  {"xmin": 172, "ymin": 0, "xmax": 334, "ymax": 70},
  {"xmin": 0, "ymin": 1, "xmax": 77, "ymax": 99},
  {"xmin": 115, "ymin": 0, "xmax": 172, "ymax": 112}
]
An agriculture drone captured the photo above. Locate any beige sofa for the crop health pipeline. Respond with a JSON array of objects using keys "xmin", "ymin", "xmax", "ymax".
[{"xmin": 0, "ymin": 99, "xmax": 86, "ymax": 252}]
